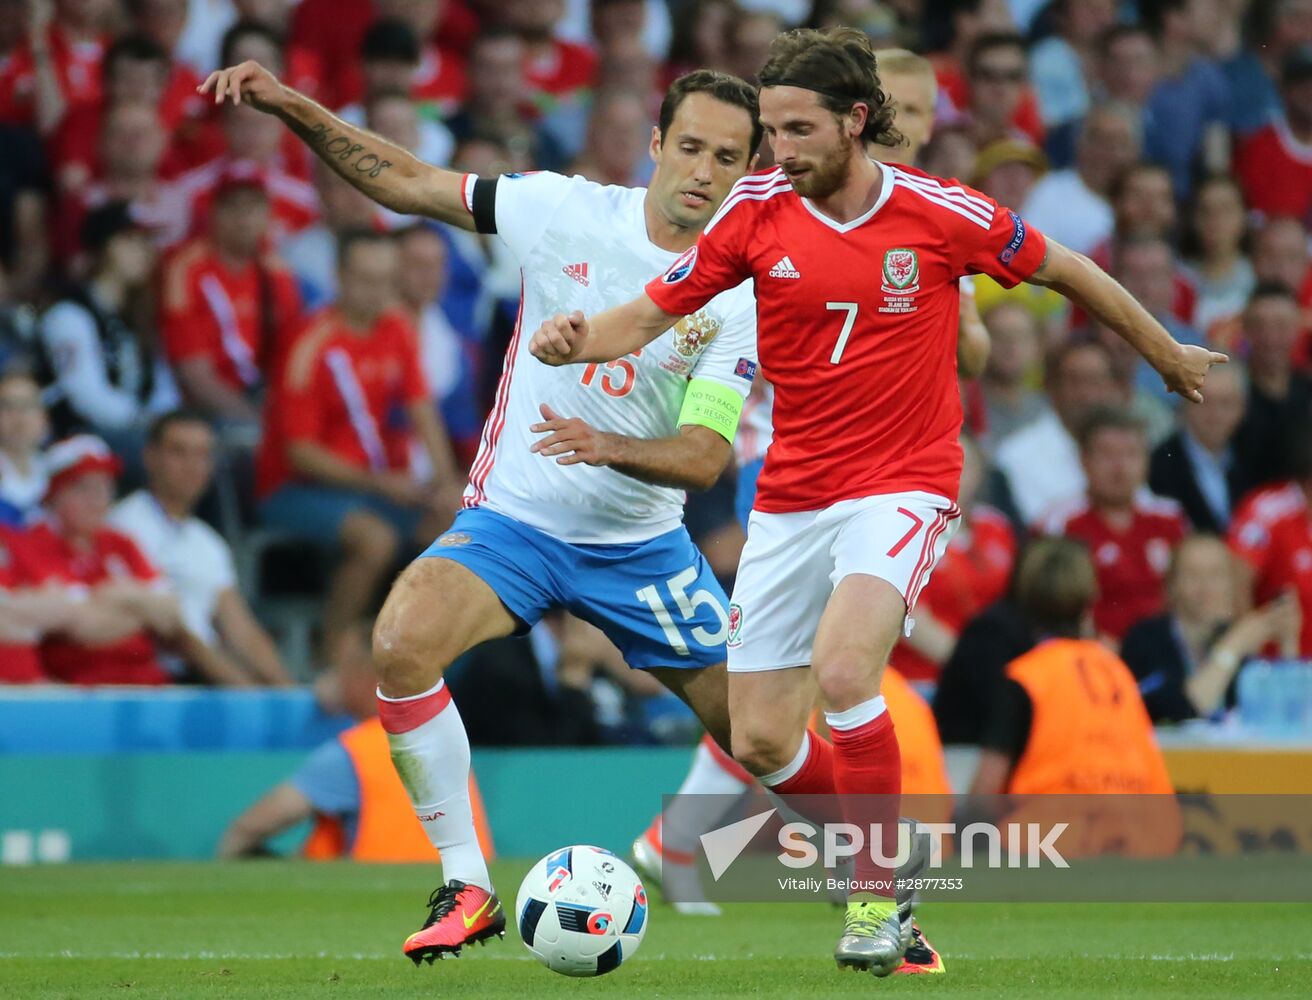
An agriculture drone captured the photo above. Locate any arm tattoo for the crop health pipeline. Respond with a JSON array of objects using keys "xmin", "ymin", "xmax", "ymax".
[{"xmin": 301, "ymin": 120, "xmax": 392, "ymax": 179}]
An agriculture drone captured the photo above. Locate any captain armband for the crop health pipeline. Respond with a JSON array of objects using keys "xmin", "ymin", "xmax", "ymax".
[{"xmin": 677, "ymin": 378, "xmax": 744, "ymax": 443}]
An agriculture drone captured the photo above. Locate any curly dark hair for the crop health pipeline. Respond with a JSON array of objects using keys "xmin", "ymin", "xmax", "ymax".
[{"xmin": 757, "ymin": 27, "xmax": 903, "ymax": 149}]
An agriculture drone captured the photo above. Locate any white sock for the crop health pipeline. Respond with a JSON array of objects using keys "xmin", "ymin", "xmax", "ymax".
[
  {"xmin": 377, "ymin": 680, "xmax": 491, "ymax": 892},
  {"xmin": 662, "ymin": 739, "xmax": 754, "ymax": 858}
]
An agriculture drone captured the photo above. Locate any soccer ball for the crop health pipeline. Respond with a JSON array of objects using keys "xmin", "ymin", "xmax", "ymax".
[{"xmin": 515, "ymin": 845, "xmax": 648, "ymax": 977}]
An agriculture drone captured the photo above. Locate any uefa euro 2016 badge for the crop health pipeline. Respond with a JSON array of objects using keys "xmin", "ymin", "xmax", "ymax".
[
  {"xmin": 880, "ymin": 248, "xmax": 920, "ymax": 315},
  {"xmin": 438, "ymin": 531, "xmax": 472, "ymax": 547}
]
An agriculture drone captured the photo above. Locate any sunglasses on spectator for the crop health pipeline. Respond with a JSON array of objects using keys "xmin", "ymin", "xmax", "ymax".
[{"xmin": 974, "ymin": 66, "xmax": 1027, "ymax": 83}]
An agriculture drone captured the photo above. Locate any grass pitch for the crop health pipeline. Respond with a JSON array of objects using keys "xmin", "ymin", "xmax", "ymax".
[{"xmin": 2, "ymin": 861, "xmax": 1308, "ymax": 998}]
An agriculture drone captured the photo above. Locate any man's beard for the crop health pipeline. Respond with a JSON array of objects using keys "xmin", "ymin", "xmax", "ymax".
[{"xmin": 786, "ymin": 130, "xmax": 855, "ymax": 199}]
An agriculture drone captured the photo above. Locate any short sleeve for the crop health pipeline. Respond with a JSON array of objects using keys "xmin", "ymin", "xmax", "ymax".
[
  {"xmin": 289, "ymin": 740, "xmax": 361, "ymax": 816},
  {"xmin": 645, "ymin": 222, "xmax": 751, "ymax": 319},
  {"xmin": 1228, "ymin": 500, "xmax": 1271, "ymax": 573},
  {"xmin": 115, "ymin": 534, "xmax": 162, "ymax": 584},
  {"xmin": 686, "ymin": 280, "xmax": 758, "ymax": 400},
  {"xmin": 280, "ymin": 350, "xmax": 326, "ymax": 444},
  {"xmin": 979, "ymin": 676, "xmax": 1034, "ymax": 765},
  {"xmin": 951, "ymin": 186, "xmax": 1048, "ymax": 289},
  {"xmin": 396, "ymin": 319, "xmax": 430, "ymax": 405},
  {"xmin": 490, "ymin": 171, "xmax": 581, "ymax": 263}
]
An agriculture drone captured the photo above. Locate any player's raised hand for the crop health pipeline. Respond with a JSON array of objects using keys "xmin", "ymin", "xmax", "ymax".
[
  {"xmin": 1160, "ymin": 343, "xmax": 1229, "ymax": 403},
  {"xmin": 529, "ymin": 311, "xmax": 589, "ymax": 366},
  {"xmin": 197, "ymin": 60, "xmax": 285, "ymax": 113},
  {"xmin": 530, "ymin": 403, "xmax": 619, "ymax": 466}
]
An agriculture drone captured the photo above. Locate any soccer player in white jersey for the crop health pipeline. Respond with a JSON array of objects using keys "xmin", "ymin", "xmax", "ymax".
[
  {"xmin": 529, "ymin": 27, "xmax": 1225, "ymax": 976},
  {"xmin": 201, "ymin": 62, "xmax": 763, "ymax": 962},
  {"xmin": 630, "ymin": 50, "xmax": 978, "ymax": 978}
]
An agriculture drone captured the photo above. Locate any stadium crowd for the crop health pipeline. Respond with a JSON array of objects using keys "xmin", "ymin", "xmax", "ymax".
[{"xmin": 0, "ymin": 0, "xmax": 1310, "ymax": 744}]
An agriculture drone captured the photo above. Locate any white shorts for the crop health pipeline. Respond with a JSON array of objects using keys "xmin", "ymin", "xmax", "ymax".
[{"xmin": 726, "ymin": 491, "xmax": 961, "ymax": 673}]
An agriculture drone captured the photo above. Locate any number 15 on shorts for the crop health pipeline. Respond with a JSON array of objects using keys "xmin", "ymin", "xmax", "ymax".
[{"xmin": 635, "ymin": 568, "xmax": 729, "ymax": 656}]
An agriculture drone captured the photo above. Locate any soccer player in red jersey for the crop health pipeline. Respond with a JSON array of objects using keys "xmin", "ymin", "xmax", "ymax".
[{"xmin": 530, "ymin": 27, "xmax": 1226, "ymax": 975}]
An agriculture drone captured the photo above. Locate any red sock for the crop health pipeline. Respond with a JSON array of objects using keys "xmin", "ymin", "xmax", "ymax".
[
  {"xmin": 763, "ymin": 729, "xmax": 836, "ymax": 797},
  {"xmin": 830, "ymin": 704, "xmax": 901, "ymax": 899}
]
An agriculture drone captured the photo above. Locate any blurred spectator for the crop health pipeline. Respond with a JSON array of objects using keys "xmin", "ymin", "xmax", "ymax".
[
  {"xmin": 726, "ymin": 9, "xmax": 785, "ymax": 85},
  {"xmin": 1022, "ymin": 104, "xmax": 1138, "ymax": 256},
  {"xmin": 282, "ymin": 160, "xmax": 383, "ymax": 311},
  {"xmin": 1108, "ymin": 235, "xmax": 1205, "ymax": 410},
  {"xmin": 18, "ymin": 434, "xmax": 229, "ymax": 685},
  {"xmin": 39, "ymin": 202, "xmax": 178, "ymax": 443},
  {"xmin": 1235, "ymin": 44, "xmax": 1312, "ymax": 226},
  {"xmin": 56, "ymin": 100, "xmax": 168, "ymax": 263},
  {"xmin": 159, "ymin": 166, "xmax": 302, "ymax": 424},
  {"xmin": 1182, "ymin": 175, "xmax": 1255, "ymax": 339},
  {"xmin": 50, "ymin": 33, "xmax": 201, "ymax": 197},
  {"xmin": 444, "ymin": 29, "xmax": 536, "ymax": 153},
  {"xmin": 256, "ymin": 230, "xmax": 459, "ymax": 664},
  {"xmin": 1149, "ymin": 362, "xmax": 1253, "ymax": 533},
  {"xmin": 1251, "ymin": 218, "xmax": 1312, "ymax": 357},
  {"xmin": 971, "ymin": 138, "xmax": 1046, "ymax": 214},
  {"xmin": 891, "ymin": 435, "xmax": 1016, "ymax": 681},
  {"xmin": 1122, "ymin": 535, "xmax": 1300, "ymax": 723},
  {"xmin": 969, "ymin": 536, "xmax": 1176, "ymax": 799},
  {"xmin": 345, "ymin": 11, "xmax": 466, "ymax": 119},
  {"xmin": 665, "ymin": 0, "xmax": 735, "ymax": 80},
  {"xmin": 1028, "ymin": 0, "xmax": 1116, "ymax": 143},
  {"xmin": 1229, "ymin": 418, "xmax": 1312, "ymax": 657},
  {"xmin": 219, "ymin": 627, "xmax": 495, "ymax": 859},
  {"xmin": 0, "ymin": 369, "xmax": 49, "ymax": 521},
  {"xmin": 993, "ymin": 340, "xmax": 1118, "ymax": 525},
  {"xmin": 979, "ymin": 301, "xmax": 1049, "ymax": 444},
  {"xmin": 1141, "ymin": 0, "xmax": 1231, "ymax": 197},
  {"xmin": 1106, "ymin": 162, "xmax": 1177, "ymax": 244},
  {"xmin": 394, "ymin": 224, "xmax": 482, "ymax": 466},
  {"xmin": 502, "ymin": 0, "xmax": 597, "ymax": 113},
  {"xmin": 1038, "ymin": 408, "xmax": 1187, "ymax": 642},
  {"xmin": 160, "ymin": 103, "xmax": 319, "ymax": 247},
  {"xmin": 1095, "ymin": 24, "xmax": 1160, "ymax": 111},
  {"xmin": 0, "ymin": 119, "xmax": 48, "ymax": 302},
  {"xmin": 0, "ymin": 0, "xmax": 110, "ymax": 135},
  {"xmin": 920, "ymin": 122, "xmax": 978, "ymax": 185},
  {"xmin": 1234, "ymin": 283, "xmax": 1311, "ymax": 485},
  {"xmin": 965, "ymin": 31, "xmax": 1043, "ymax": 148},
  {"xmin": 0, "ymin": 522, "xmax": 82, "ymax": 683},
  {"xmin": 111, "ymin": 409, "xmax": 294, "ymax": 686},
  {"xmin": 569, "ymin": 88, "xmax": 653, "ymax": 186},
  {"xmin": 337, "ymin": 19, "xmax": 455, "ymax": 167},
  {"xmin": 1222, "ymin": 0, "xmax": 1312, "ymax": 136}
]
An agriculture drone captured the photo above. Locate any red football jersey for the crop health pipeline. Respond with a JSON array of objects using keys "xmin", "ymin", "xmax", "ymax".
[
  {"xmin": 891, "ymin": 505, "xmax": 1016, "ymax": 680},
  {"xmin": 1039, "ymin": 496, "xmax": 1187, "ymax": 640},
  {"xmin": 17, "ymin": 523, "xmax": 169, "ymax": 686},
  {"xmin": 1229, "ymin": 482, "xmax": 1312, "ymax": 656},
  {"xmin": 646, "ymin": 163, "xmax": 1048, "ymax": 512},
  {"xmin": 256, "ymin": 308, "xmax": 429, "ymax": 498}
]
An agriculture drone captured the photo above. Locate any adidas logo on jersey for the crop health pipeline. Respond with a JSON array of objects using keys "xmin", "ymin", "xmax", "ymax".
[
  {"xmin": 768, "ymin": 255, "xmax": 800, "ymax": 279},
  {"xmin": 563, "ymin": 262, "xmax": 590, "ymax": 286}
]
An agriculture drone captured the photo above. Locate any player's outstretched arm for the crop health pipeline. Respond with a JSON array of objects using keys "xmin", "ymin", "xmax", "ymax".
[
  {"xmin": 529, "ymin": 295, "xmax": 680, "ymax": 366},
  {"xmin": 198, "ymin": 61, "xmax": 475, "ymax": 230},
  {"xmin": 530, "ymin": 404, "xmax": 731, "ymax": 491},
  {"xmin": 1028, "ymin": 240, "xmax": 1227, "ymax": 402}
]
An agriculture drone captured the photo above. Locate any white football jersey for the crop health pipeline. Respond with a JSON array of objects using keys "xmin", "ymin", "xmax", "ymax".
[{"xmin": 464, "ymin": 171, "xmax": 759, "ymax": 544}]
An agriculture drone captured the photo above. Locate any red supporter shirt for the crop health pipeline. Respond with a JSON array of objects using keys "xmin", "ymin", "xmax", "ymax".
[
  {"xmin": 160, "ymin": 238, "xmax": 302, "ymax": 393},
  {"xmin": 525, "ymin": 41, "xmax": 598, "ymax": 113},
  {"xmin": 646, "ymin": 163, "xmax": 1048, "ymax": 512},
  {"xmin": 0, "ymin": 527, "xmax": 45, "ymax": 683},
  {"xmin": 17, "ymin": 522, "xmax": 169, "ymax": 686},
  {"xmin": 0, "ymin": 26, "xmax": 105, "ymax": 127},
  {"xmin": 1235, "ymin": 122, "xmax": 1312, "ymax": 226},
  {"xmin": 891, "ymin": 505, "xmax": 1016, "ymax": 681},
  {"xmin": 1039, "ymin": 496, "xmax": 1187, "ymax": 640},
  {"xmin": 1229, "ymin": 482, "xmax": 1312, "ymax": 656},
  {"xmin": 156, "ymin": 158, "xmax": 319, "ymax": 246},
  {"xmin": 257, "ymin": 308, "xmax": 429, "ymax": 498}
]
